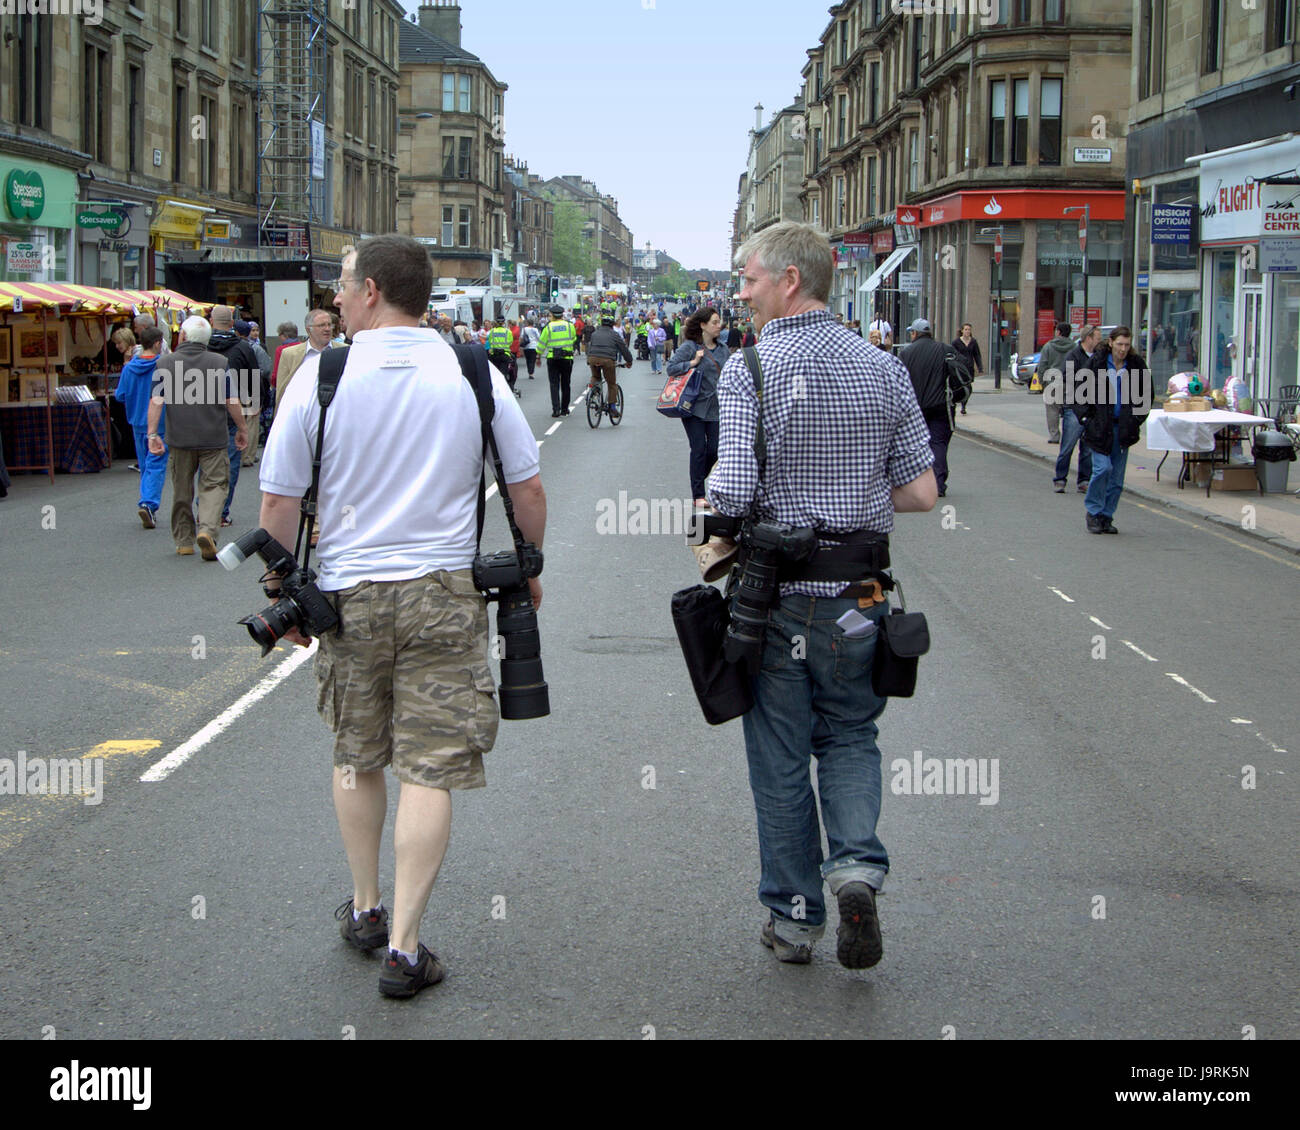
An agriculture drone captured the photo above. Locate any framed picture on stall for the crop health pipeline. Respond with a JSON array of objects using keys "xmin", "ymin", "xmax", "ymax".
[
  {"xmin": 0, "ymin": 326, "xmax": 11, "ymax": 367},
  {"xmin": 19, "ymin": 372, "xmax": 50, "ymax": 401},
  {"xmin": 16, "ymin": 325, "xmax": 66, "ymax": 367}
]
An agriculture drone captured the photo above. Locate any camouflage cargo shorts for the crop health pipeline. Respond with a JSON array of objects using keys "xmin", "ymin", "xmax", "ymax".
[{"xmin": 315, "ymin": 569, "xmax": 497, "ymax": 790}]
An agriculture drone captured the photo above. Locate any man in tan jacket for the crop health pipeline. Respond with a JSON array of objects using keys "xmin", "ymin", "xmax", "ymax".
[{"xmin": 274, "ymin": 308, "xmax": 338, "ymax": 412}]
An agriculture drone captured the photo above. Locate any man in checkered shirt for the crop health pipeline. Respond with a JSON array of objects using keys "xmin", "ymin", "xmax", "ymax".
[{"xmin": 708, "ymin": 221, "xmax": 937, "ymax": 969}]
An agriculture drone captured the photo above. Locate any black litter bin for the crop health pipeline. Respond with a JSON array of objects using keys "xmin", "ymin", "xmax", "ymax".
[{"xmin": 1252, "ymin": 430, "xmax": 1296, "ymax": 493}]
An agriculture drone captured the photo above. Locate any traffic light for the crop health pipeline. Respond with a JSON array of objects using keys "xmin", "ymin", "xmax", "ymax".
[{"xmin": 549, "ymin": 274, "xmax": 560, "ymax": 300}]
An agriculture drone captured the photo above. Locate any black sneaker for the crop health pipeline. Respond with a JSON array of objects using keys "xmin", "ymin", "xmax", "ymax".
[
  {"xmin": 836, "ymin": 882, "xmax": 883, "ymax": 969},
  {"xmin": 138, "ymin": 505, "xmax": 157, "ymax": 528},
  {"xmin": 379, "ymin": 943, "xmax": 445, "ymax": 998},
  {"xmin": 1101, "ymin": 517, "xmax": 1118, "ymax": 534},
  {"xmin": 1086, "ymin": 514, "xmax": 1105, "ymax": 534},
  {"xmin": 1053, "ymin": 480, "xmax": 1066, "ymax": 493},
  {"xmin": 335, "ymin": 898, "xmax": 389, "ymax": 952}
]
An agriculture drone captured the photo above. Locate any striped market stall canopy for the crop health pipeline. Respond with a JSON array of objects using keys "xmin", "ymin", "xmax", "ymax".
[{"xmin": 0, "ymin": 282, "xmax": 212, "ymax": 316}]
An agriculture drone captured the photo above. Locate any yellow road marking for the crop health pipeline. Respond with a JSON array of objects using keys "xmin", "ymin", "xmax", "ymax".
[{"xmin": 82, "ymin": 740, "xmax": 161, "ymax": 760}]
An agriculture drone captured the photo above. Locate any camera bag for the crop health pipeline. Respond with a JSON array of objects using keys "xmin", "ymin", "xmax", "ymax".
[
  {"xmin": 668, "ymin": 346, "xmax": 768, "ymax": 725},
  {"xmin": 870, "ymin": 581, "xmax": 930, "ymax": 698}
]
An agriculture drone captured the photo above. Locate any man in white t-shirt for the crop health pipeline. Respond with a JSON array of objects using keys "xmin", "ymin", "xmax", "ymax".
[
  {"xmin": 258, "ymin": 235, "xmax": 547, "ymax": 999},
  {"xmin": 869, "ymin": 317, "xmax": 893, "ymax": 348}
]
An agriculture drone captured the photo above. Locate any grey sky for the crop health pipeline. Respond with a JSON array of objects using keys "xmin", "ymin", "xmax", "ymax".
[{"xmin": 401, "ymin": 0, "xmax": 831, "ymax": 271}]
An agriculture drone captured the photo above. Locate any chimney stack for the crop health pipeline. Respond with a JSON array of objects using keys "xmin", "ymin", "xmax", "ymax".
[
  {"xmin": 754, "ymin": 103, "xmax": 764, "ymax": 131},
  {"xmin": 418, "ymin": 0, "xmax": 462, "ymax": 48}
]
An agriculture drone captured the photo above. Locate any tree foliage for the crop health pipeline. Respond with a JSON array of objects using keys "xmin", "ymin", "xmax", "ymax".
[
  {"xmin": 550, "ymin": 197, "xmax": 595, "ymax": 279},
  {"xmin": 655, "ymin": 266, "xmax": 696, "ymax": 296}
]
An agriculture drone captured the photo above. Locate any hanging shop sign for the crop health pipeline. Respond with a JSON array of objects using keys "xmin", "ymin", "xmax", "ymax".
[
  {"xmin": 1195, "ymin": 136, "xmax": 1300, "ymax": 244},
  {"xmin": 1151, "ymin": 204, "xmax": 1193, "ymax": 244},
  {"xmin": 76, "ymin": 206, "xmax": 129, "ymax": 234}
]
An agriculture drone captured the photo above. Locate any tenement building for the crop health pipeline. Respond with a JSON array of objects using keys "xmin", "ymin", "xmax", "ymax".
[
  {"xmin": 1128, "ymin": 0, "xmax": 1300, "ymax": 398},
  {"xmin": 801, "ymin": 1, "xmax": 1130, "ymax": 376}
]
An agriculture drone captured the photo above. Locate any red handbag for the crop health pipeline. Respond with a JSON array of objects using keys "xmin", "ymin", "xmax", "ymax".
[{"xmin": 657, "ymin": 366, "xmax": 702, "ymax": 417}]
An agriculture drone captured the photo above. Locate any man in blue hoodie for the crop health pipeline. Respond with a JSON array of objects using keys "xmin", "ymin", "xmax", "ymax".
[{"xmin": 114, "ymin": 325, "xmax": 167, "ymax": 528}]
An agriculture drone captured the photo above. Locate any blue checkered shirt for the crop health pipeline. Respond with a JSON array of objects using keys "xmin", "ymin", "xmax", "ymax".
[{"xmin": 706, "ymin": 308, "xmax": 934, "ymax": 597}]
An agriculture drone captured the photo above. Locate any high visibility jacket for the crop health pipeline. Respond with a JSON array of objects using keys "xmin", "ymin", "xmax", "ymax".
[
  {"xmin": 487, "ymin": 326, "xmax": 512, "ymax": 352},
  {"xmin": 636, "ymin": 323, "xmax": 648, "ymax": 339},
  {"xmin": 538, "ymin": 319, "xmax": 576, "ymax": 358}
]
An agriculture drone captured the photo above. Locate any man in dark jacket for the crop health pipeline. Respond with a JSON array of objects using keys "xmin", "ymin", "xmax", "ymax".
[
  {"xmin": 1036, "ymin": 321, "xmax": 1075, "ymax": 443},
  {"xmin": 900, "ymin": 318, "xmax": 969, "ymax": 497},
  {"xmin": 1076, "ymin": 326, "xmax": 1149, "ymax": 534},
  {"xmin": 1053, "ymin": 324, "xmax": 1100, "ymax": 493},
  {"xmin": 586, "ymin": 315, "xmax": 634, "ymax": 418},
  {"xmin": 206, "ymin": 305, "xmax": 262, "ymax": 527}
]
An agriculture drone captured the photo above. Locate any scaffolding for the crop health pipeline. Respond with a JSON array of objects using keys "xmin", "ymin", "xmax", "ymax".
[{"xmin": 255, "ymin": 0, "xmax": 328, "ymax": 250}]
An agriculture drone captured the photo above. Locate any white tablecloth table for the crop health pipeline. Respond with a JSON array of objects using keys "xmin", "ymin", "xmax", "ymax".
[{"xmin": 1146, "ymin": 408, "xmax": 1273, "ymax": 453}]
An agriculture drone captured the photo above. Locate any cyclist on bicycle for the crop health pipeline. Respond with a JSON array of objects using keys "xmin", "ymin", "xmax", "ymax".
[{"xmin": 588, "ymin": 314, "xmax": 634, "ymax": 419}]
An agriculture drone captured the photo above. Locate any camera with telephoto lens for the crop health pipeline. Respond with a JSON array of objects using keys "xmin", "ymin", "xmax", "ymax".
[
  {"xmin": 472, "ymin": 543, "xmax": 549, "ymax": 720},
  {"xmin": 218, "ymin": 528, "xmax": 339, "ymax": 655},
  {"xmin": 723, "ymin": 520, "xmax": 818, "ymax": 670}
]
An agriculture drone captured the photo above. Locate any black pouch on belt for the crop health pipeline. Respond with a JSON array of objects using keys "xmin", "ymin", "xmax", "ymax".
[
  {"xmin": 870, "ymin": 581, "xmax": 930, "ymax": 698},
  {"xmin": 670, "ymin": 584, "xmax": 754, "ymax": 724}
]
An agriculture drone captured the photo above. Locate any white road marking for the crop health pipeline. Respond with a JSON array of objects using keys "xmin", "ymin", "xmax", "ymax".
[
  {"xmin": 1088, "ymin": 616, "xmax": 1112, "ymax": 630},
  {"xmin": 1165, "ymin": 673, "xmax": 1216, "ymax": 704},
  {"xmin": 1231, "ymin": 718, "xmax": 1253, "ymax": 725},
  {"xmin": 1256, "ymin": 733, "xmax": 1288, "ymax": 753},
  {"xmin": 485, "ymin": 483, "xmax": 499, "ymax": 500},
  {"xmin": 1121, "ymin": 640, "xmax": 1158, "ymax": 662},
  {"xmin": 141, "ymin": 641, "xmax": 319, "ymax": 782},
  {"xmin": 537, "ymin": 440, "xmax": 544, "ymax": 447},
  {"xmin": 1047, "ymin": 587, "xmax": 1075, "ymax": 603},
  {"xmin": 545, "ymin": 422, "xmax": 561, "ymax": 436}
]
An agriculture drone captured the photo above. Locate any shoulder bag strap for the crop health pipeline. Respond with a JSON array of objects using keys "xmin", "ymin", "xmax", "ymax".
[
  {"xmin": 297, "ymin": 346, "xmax": 350, "ymax": 571},
  {"xmin": 741, "ymin": 345, "xmax": 768, "ymax": 494}
]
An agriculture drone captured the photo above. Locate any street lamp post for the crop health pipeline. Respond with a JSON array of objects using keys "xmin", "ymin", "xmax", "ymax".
[
  {"xmin": 980, "ymin": 225, "xmax": 1004, "ymax": 389},
  {"xmin": 1064, "ymin": 205, "xmax": 1090, "ymax": 331}
]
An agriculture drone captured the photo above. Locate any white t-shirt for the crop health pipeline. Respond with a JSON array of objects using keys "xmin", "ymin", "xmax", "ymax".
[
  {"xmin": 260, "ymin": 326, "xmax": 540, "ymax": 591},
  {"xmin": 870, "ymin": 319, "xmax": 892, "ymax": 340}
]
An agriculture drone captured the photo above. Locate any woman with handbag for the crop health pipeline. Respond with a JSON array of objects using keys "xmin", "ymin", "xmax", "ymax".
[{"xmin": 666, "ymin": 307, "xmax": 730, "ymax": 506}]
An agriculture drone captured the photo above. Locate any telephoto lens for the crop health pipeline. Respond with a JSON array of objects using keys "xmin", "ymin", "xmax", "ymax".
[
  {"xmin": 239, "ymin": 597, "xmax": 303, "ymax": 657},
  {"xmin": 494, "ymin": 584, "xmax": 549, "ymax": 719}
]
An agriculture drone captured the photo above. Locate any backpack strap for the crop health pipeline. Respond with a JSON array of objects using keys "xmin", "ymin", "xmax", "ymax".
[{"xmin": 296, "ymin": 346, "xmax": 349, "ymax": 570}]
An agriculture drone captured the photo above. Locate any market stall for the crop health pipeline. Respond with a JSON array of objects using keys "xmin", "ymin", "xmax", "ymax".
[
  {"xmin": 0, "ymin": 283, "xmax": 211, "ymax": 480},
  {"xmin": 1146, "ymin": 407, "xmax": 1274, "ymax": 496}
]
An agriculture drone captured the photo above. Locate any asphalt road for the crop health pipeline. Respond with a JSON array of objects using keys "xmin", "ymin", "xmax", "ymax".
[{"xmin": 0, "ymin": 350, "xmax": 1297, "ymax": 1040}]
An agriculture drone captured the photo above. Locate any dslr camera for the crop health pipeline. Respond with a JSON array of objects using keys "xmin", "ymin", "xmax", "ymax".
[
  {"xmin": 473, "ymin": 542, "xmax": 549, "ymax": 720},
  {"xmin": 219, "ymin": 528, "xmax": 338, "ymax": 655}
]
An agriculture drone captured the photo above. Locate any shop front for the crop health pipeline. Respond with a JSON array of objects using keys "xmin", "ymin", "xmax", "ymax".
[
  {"xmin": 913, "ymin": 189, "xmax": 1125, "ymax": 368},
  {"xmin": 1131, "ymin": 175, "xmax": 1201, "ymax": 393},
  {"xmin": 148, "ymin": 198, "xmax": 208, "ymax": 290},
  {"xmin": 0, "ymin": 158, "xmax": 77, "ymax": 284},
  {"xmin": 1189, "ymin": 134, "xmax": 1300, "ymax": 400}
]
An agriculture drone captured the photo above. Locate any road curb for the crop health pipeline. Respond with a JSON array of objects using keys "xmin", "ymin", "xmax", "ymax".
[{"xmin": 954, "ymin": 424, "xmax": 1300, "ymax": 557}]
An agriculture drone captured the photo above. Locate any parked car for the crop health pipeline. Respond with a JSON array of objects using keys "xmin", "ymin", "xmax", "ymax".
[{"xmin": 1010, "ymin": 350, "xmax": 1041, "ymax": 387}]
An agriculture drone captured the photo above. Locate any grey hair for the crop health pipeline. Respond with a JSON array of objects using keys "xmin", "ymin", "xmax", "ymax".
[
  {"xmin": 132, "ymin": 312, "xmax": 156, "ymax": 329},
  {"xmin": 180, "ymin": 315, "xmax": 213, "ymax": 345},
  {"xmin": 734, "ymin": 221, "xmax": 833, "ymax": 304}
]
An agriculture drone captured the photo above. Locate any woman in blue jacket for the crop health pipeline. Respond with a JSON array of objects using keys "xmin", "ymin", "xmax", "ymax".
[{"xmin": 666, "ymin": 307, "xmax": 730, "ymax": 506}]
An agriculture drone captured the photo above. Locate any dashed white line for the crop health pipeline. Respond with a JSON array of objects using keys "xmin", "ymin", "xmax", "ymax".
[
  {"xmin": 1256, "ymin": 733, "xmax": 1288, "ymax": 754},
  {"xmin": 141, "ymin": 642, "xmax": 318, "ymax": 782},
  {"xmin": 1165, "ymin": 673, "xmax": 1216, "ymax": 704},
  {"xmin": 1047, "ymin": 587, "xmax": 1075, "ymax": 603},
  {"xmin": 1121, "ymin": 640, "xmax": 1158, "ymax": 662},
  {"xmin": 1088, "ymin": 616, "xmax": 1112, "ymax": 630},
  {"xmin": 1231, "ymin": 718, "xmax": 1253, "ymax": 725},
  {"xmin": 545, "ymin": 422, "xmax": 562, "ymax": 436},
  {"xmin": 485, "ymin": 483, "xmax": 499, "ymax": 500}
]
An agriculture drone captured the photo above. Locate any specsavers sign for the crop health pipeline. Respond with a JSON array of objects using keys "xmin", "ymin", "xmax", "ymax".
[
  {"xmin": 0, "ymin": 159, "xmax": 76, "ymax": 228},
  {"xmin": 1197, "ymin": 136, "xmax": 1300, "ymax": 244}
]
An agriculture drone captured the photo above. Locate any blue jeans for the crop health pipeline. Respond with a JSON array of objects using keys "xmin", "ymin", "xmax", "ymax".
[
  {"xmin": 1053, "ymin": 408, "xmax": 1093, "ymax": 484},
  {"xmin": 650, "ymin": 346, "xmax": 662, "ymax": 373},
  {"xmin": 131, "ymin": 425, "xmax": 168, "ymax": 511},
  {"xmin": 1085, "ymin": 433, "xmax": 1128, "ymax": 518},
  {"xmin": 223, "ymin": 417, "xmax": 241, "ymax": 521},
  {"xmin": 740, "ymin": 593, "xmax": 892, "ymax": 944}
]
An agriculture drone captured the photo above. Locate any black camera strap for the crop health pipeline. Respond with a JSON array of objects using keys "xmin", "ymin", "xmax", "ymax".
[
  {"xmin": 297, "ymin": 345, "xmax": 351, "ymax": 575},
  {"xmin": 741, "ymin": 346, "xmax": 768, "ymax": 492},
  {"xmin": 452, "ymin": 343, "xmax": 529, "ymax": 559}
]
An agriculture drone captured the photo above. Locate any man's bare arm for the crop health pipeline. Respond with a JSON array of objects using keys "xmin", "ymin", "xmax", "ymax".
[{"xmin": 893, "ymin": 468, "xmax": 938, "ymax": 513}]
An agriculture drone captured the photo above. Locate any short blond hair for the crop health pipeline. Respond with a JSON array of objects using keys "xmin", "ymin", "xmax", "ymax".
[{"xmin": 735, "ymin": 221, "xmax": 833, "ymax": 304}]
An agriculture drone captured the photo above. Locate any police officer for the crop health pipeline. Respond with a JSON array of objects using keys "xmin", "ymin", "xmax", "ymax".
[
  {"xmin": 485, "ymin": 320, "xmax": 517, "ymax": 395},
  {"xmin": 537, "ymin": 305, "xmax": 576, "ymax": 418}
]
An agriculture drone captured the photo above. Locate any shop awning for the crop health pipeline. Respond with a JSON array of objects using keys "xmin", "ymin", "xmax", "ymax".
[
  {"xmin": 0, "ymin": 282, "xmax": 210, "ymax": 316},
  {"xmin": 859, "ymin": 245, "xmax": 917, "ymax": 294}
]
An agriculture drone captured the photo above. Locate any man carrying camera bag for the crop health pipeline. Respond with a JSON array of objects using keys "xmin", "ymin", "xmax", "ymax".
[
  {"xmin": 714, "ymin": 222, "xmax": 937, "ymax": 969},
  {"xmin": 257, "ymin": 235, "xmax": 546, "ymax": 998}
]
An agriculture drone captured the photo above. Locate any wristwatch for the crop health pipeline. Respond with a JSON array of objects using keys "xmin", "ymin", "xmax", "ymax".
[{"xmin": 147, "ymin": 433, "xmax": 160, "ymax": 439}]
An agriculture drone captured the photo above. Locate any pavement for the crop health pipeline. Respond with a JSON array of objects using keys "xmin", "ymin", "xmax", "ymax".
[
  {"xmin": 1, "ymin": 350, "xmax": 1297, "ymax": 1041},
  {"xmin": 956, "ymin": 377, "xmax": 1300, "ymax": 554}
]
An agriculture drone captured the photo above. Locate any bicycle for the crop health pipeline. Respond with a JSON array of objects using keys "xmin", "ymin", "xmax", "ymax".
[{"xmin": 586, "ymin": 362, "xmax": 630, "ymax": 428}]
